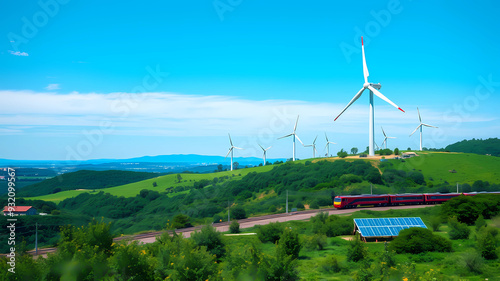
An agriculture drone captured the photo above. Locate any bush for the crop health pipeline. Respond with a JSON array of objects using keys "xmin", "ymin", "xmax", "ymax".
[
  {"xmin": 448, "ymin": 217, "xmax": 470, "ymax": 240},
  {"xmin": 231, "ymin": 205, "xmax": 247, "ymax": 220},
  {"xmin": 320, "ymin": 256, "xmax": 342, "ymax": 273},
  {"xmin": 390, "ymin": 227, "xmax": 452, "ymax": 254},
  {"xmin": 475, "ymin": 215, "xmax": 487, "ymax": 231},
  {"xmin": 347, "ymin": 234, "xmax": 367, "ymax": 262},
  {"xmin": 296, "ymin": 202, "xmax": 304, "ymax": 209},
  {"xmin": 230, "ymin": 220, "xmax": 240, "ymax": 234},
  {"xmin": 441, "ymin": 195, "xmax": 481, "ymax": 225},
  {"xmin": 309, "ymin": 201, "xmax": 320, "ymax": 209},
  {"xmin": 429, "ymin": 216, "xmax": 441, "ymax": 232},
  {"xmin": 109, "ymin": 241, "xmax": 155, "ymax": 281},
  {"xmin": 477, "ymin": 227, "xmax": 498, "ymax": 260},
  {"xmin": 257, "ymin": 222, "xmax": 284, "ymax": 244},
  {"xmin": 277, "ymin": 228, "xmax": 301, "ymax": 260},
  {"xmin": 191, "ymin": 225, "xmax": 226, "ymax": 260},
  {"xmin": 458, "ymin": 250, "xmax": 484, "ymax": 274},
  {"xmin": 172, "ymin": 214, "xmax": 192, "ymax": 229},
  {"xmin": 304, "ymin": 234, "xmax": 327, "ymax": 251}
]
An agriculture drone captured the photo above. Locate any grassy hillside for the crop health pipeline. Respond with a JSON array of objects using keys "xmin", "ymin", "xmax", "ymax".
[
  {"xmin": 18, "ymin": 170, "xmax": 161, "ymax": 197},
  {"xmin": 387, "ymin": 151, "xmax": 500, "ymax": 185},
  {"xmin": 445, "ymin": 137, "xmax": 500, "ymax": 156},
  {"xmin": 27, "ymin": 165, "xmax": 275, "ymax": 203}
]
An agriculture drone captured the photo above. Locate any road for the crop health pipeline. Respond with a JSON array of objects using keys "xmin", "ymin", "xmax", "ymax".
[{"xmin": 23, "ymin": 204, "xmax": 433, "ymax": 257}]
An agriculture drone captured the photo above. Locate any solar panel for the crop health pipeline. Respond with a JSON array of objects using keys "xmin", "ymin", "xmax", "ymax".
[{"xmin": 353, "ymin": 217, "xmax": 427, "ymax": 237}]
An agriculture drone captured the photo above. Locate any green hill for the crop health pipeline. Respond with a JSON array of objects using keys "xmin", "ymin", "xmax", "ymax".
[
  {"xmin": 445, "ymin": 137, "xmax": 500, "ymax": 156},
  {"xmin": 18, "ymin": 170, "xmax": 160, "ymax": 197}
]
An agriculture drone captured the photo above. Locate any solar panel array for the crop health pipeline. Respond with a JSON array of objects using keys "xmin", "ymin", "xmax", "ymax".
[{"xmin": 354, "ymin": 217, "xmax": 427, "ymax": 237}]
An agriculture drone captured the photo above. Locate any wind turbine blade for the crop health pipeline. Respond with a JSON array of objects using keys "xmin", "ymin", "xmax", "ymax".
[
  {"xmin": 293, "ymin": 115, "xmax": 299, "ymax": 133},
  {"xmin": 295, "ymin": 134, "xmax": 304, "ymax": 145},
  {"xmin": 409, "ymin": 124, "xmax": 422, "ymax": 136},
  {"xmin": 334, "ymin": 87, "xmax": 366, "ymax": 121},
  {"xmin": 228, "ymin": 133, "xmax": 233, "ymax": 146},
  {"xmin": 368, "ymin": 85, "xmax": 405, "ymax": 113},
  {"xmin": 388, "ymin": 137, "xmax": 396, "ymax": 139},
  {"xmin": 381, "ymin": 127, "xmax": 387, "ymax": 137},
  {"xmin": 313, "ymin": 135, "xmax": 317, "ymax": 144},
  {"xmin": 422, "ymin": 123, "xmax": 438, "ymax": 128},
  {"xmin": 278, "ymin": 134, "xmax": 293, "ymax": 140},
  {"xmin": 265, "ymin": 146, "xmax": 272, "ymax": 151},
  {"xmin": 361, "ymin": 37, "xmax": 369, "ymax": 83},
  {"xmin": 324, "ymin": 143, "xmax": 329, "ymax": 150},
  {"xmin": 417, "ymin": 107, "xmax": 422, "ymax": 123},
  {"xmin": 225, "ymin": 148, "xmax": 233, "ymax": 159},
  {"xmin": 233, "ymin": 146, "xmax": 243, "ymax": 150},
  {"xmin": 329, "ymin": 141, "xmax": 337, "ymax": 145},
  {"xmin": 324, "ymin": 132, "xmax": 329, "ymax": 142},
  {"xmin": 258, "ymin": 143, "xmax": 265, "ymax": 151}
]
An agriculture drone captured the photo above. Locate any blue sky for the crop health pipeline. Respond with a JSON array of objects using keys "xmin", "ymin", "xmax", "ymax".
[{"xmin": 0, "ymin": 0, "xmax": 499, "ymax": 161}]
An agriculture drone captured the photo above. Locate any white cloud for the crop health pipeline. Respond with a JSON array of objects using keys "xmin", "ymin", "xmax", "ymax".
[
  {"xmin": 8, "ymin": 50, "xmax": 29, "ymax": 57},
  {"xmin": 45, "ymin": 84, "xmax": 60, "ymax": 90}
]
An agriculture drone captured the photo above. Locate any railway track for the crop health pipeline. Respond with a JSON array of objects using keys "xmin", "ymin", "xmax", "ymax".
[{"xmin": 20, "ymin": 204, "xmax": 431, "ymax": 257}]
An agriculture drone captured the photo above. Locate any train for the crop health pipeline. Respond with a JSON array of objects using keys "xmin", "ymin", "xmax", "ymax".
[{"xmin": 333, "ymin": 192, "xmax": 500, "ymax": 209}]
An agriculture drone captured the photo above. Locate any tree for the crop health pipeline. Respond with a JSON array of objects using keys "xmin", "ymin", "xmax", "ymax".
[
  {"xmin": 233, "ymin": 162, "xmax": 239, "ymax": 170},
  {"xmin": 477, "ymin": 227, "xmax": 498, "ymax": 260},
  {"xmin": 441, "ymin": 196, "xmax": 481, "ymax": 225},
  {"xmin": 176, "ymin": 174, "xmax": 183, "ymax": 183},
  {"xmin": 191, "ymin": 225, "xmax": 226, "ymax": 260},
  {"xmin": 172, "ymin": 214, "xmax": 192, "ymax": 229},
  {"xmin": 217, "ymin": 164, "xmax": 223, "ymax": 172},
  {"xmin": 407, "ymin": 147, "xmax": 411, "ymax": 150},
  {"xmin": 347, "ymin": 234, "xmax": 367, "ymax": 262},
  {"xmin": 394, "ymin": 148, "xmax": 400, "ymax": 155},
  {"xmin": 231, "ymin": 205, "xmax": 247, "ymax": 219},
  {"xmin": 351, "ymin": 147, "xmax": 358, "ymax": 155},
  {"xmin": 277, "ymin": 228, "xmax": 301, "ymax": 260},
  {"xmin": 390, "ymin": 227, "xmax": 452, "ymax": 254},
  {"xmin": 152, "ymin": 181, "xmax": 157, "ymax": 187},
  {"xmin": 230, "ymin": 220, "xmax": 240, "ymax": 233},
  {"xmin": 337, "ymin": 149, "xmax": 348, "ymax": 158}
]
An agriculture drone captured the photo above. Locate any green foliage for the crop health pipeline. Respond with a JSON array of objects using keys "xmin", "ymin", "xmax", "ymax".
[
  {"xmin": 476, "ymin": 226, "xmax": 498, "ymax": 259},
  {"xmin": 475, "ymin": 214, "xmax": 486, "ymax": 231},
  {"xmin": 337, "ymin": 149, "xmax": 348, "ymax": 158},
  {"xmin": 394, "ymin": 148, "xmax": 400, "ymax": 155},
  {"xmin": 191, "ymin": 225, "xmax": 226, "ymax": 260},
  {"xmin": 295, "ymin": 201, "xmax": 304, "ymax": 209},
  {"xmin": 347, "ymin": 234, "xmax": 367, "ymax": 262},
  {"xmin": 377, "ymin": 148, "xmax": 393, "ymax": 155},
  {"xmin": 320, "ymin": 256, "xmax": 342, "ymax": 273},
  {"xmin": 172, "ymin": 214, "xmax": 192, "ymax": 229},
  {"xmin": 441, "ymin": 195, "xmax": 481, "ymax": 225},
  {"xmin": 19, "ymin": 170, "xmax": 159, "ymax": 197},
  {"xmin": 309, "ymin": 201, "xmax": 320, "ymax": 209},
  {"xmin": 277, "ymin": 228, "xmax": 301, "ymax": 260},
  {"xmin": 429, "ymin": 216, "xmax": 442, "ymax": 232},
  {"xmin": 445, "ymin": 137, "xmax": 500, "ymax": 156},
  {"xmin": 257, "ymin": 222, "xmax": 284, "ymax": 244},
  {"xmin": 311, "ymin": 213, "xmax": 352, "ymax": 237},
  {"xmin": 108, "ymin": 241, "xmax": 155, "ymax": 280},
  {"xmin": 458, "ymin": 250, "xmax": 484, "ymax": 274},
  {"xmin": 390, "ymin": 227, "xmax": 452, "ymax": 254},
  {"xmin": 304, "ymin": 233, "xmax": 327, "ymax": 251},
  {"xmin": 448, "ymin": 217, "xmax": 471, "ymax": 240},
  {"xmin": 351, "ymin": 147, "xmax": 358, "ymax": 155},
  {"xmin": 231, "ymin": 205, "xmax": 247, "ymax": 219},
  {"xmin": 229, "ymin": 220, "xmax": 240, "ymax": 234}
]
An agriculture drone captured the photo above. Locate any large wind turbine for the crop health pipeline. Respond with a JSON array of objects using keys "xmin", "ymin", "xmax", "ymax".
[
  {"xmin": 381, "ymin": 127, "xmax": 396, "ymax": 149},
  {"xmin": 410, "ymin": 107, "xmax": 438, "ymax": 151},
  {"xmin": 225, "ymin": 133, "xmax": 243, "ymax": 171},
  {"xmin": 334, "ymin": 37, "xmax": 405, "ymax": 156},
  {"xmin": 278, "ymin": 115, "xmax": 303, "ymax": 161},
  {"xmin": 258, "ymin": 144, "xmax": 272, "ymax": 166},
  {"xmin": 324, "ymin": 133, "xmax": 336, "ymax": 157},
  {"xmin": 304, "ymin": 136, "xmax": 318, "ymax": 158}
]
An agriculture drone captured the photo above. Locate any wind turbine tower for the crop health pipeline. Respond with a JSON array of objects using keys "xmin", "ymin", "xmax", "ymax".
[
  {"xmin": 381, "ymin": 127, "xmax": 396, "ymax": 149},
  {"xmin": 258, "ymin": 144, "xmax": 272, "ymax": 166},
  {"xmin": 324, "ymin": 133, "xmax": 336, "ymax": 157},
  {"xmin": 334, "ymin": 37, "xmax": 405, "ymax": 156},
  {"xmin": 225, "ymin": 134, "xmax": 243, "ymax": 171},
  {"xmin": 410, "ymin": 107, "xmax": 438, "ymax": 151},
  {"xmin": 304, "ymin": 136, "xmax": 318, "ymax": 158},
  {"xmin": 278, "ymin": 115, "xmax": 303, "ymax": 161}
]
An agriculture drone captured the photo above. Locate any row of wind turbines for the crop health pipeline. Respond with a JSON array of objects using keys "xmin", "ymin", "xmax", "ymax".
[{"xmin": 225, "ymin": 37, "xmax": 438, "ymax": 170}]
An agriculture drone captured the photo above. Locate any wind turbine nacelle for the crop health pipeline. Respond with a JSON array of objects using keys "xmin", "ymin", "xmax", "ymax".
[{"xmin": 370, "ymin": 83, "xmax": 381, "ymax": 90}]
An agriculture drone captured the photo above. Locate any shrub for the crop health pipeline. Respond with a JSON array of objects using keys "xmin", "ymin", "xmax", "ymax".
[
  {"xmin": 310, "ymin": 201, "xmax": 320, "ymax": 209},
  {"xmin": 230, "ymin": 220, "xmax": 240, "ymax": 234},
  {"xmin": 320, "ymin": 256, "xmax": 342, "ymax": 273},
  {"xmin": 475, "ymin": 215, "xmax": 487, "ymax": 231},
  {"xmin": 441, "ymin": 195, "xmax": 481, "ymax": 225},
  {"xmin": 304, "ymin": 234, "xmax": 327, "ymax": 251},
  {"xmin": 347, "ymin": 234, "xmax": 367, "ymax": 262},
  {"xmin": 277, "ymin": 228, "xmax": 301, "ymax": 260},
  {"xmin": 191, "ymin": 225, "xmax": 226, "ymax": 260},
  {"xmin": 448, "ymin": 217, "xmax": 470, "ymax": 240},
  {"xmin": 296, "ymin": 202, "xmax": 304, "ymax": 209},
  {"xmin": 429, "ymin": 216, "xmax": 441, "ymax": 232},
  {"xmin": 231, "ymin": 205, "xmax": 247, "ymax": 220},
  {"xmin": 390, "ymin": 227, "xmax": 452, "ymax": 254},
  {"xmin": 257, "ymin": 222, "xmax": 284, "ymax": 244},
  {"xmin": 477, "ymin": 227, "xmax": 498, "ymax": 260},
  {"xmin": 458, "ymin": 250, "xmax": 484, "ymax": 274},
  {"xmin": 172, "ymin": 214, "xmax": 192, "ymax": 229},
  {"xmin": 109, "ymin": 241, "xmax": 155, "ymax": 281}
]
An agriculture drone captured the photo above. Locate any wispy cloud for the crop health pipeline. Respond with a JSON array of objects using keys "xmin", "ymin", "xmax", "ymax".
[
  {"xmin": 8, "ymin": 50, "xmax": 29, "ymax": 57},
  {"xmin": 45, "ymin": 84, "xmax": 60, "ymax": 90}
]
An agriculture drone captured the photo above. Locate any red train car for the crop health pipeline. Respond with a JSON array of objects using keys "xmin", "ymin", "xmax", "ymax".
[
  {"xmin": 423, "ymin": 193, "xmax": 461, "ymax": 204},
  {"xmin": 334, "ymin": 195, "xmax": 389, "ymax": 209},
  {"xmin": 389, "ymin": 194, "xmax": 425, "ymax": 205}
]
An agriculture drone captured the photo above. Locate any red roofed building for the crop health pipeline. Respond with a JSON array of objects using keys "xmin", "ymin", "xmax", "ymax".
[{"xmin": 3, "ymin": 206, "xmax": 37, "ymax": 216}]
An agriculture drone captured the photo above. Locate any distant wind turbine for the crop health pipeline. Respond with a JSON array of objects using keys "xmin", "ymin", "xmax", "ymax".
[
  {"xmin": 334, "ymin": 37, "xmax": 405, "ymax": 156},
  {"xmin": 324, "ymin": 133, "xmax": 336, "ymax": 157},
  {"xmin": 258, "ymin": 144, "xmax": 272, "ymax": 166},
  {"xmin": 381, "ymin": 127, "xmax": 396, "ymax": 149},
  {"xmin": 304, "ymin": 136, "xmax": 318, "ymax": 158},
  {"xmin": 410, "ymin": 107, "xmax": 438, "ymax": 151},
  {"xmin": 278, "ymin": 115, "xmax": 303, "ymax": 161},
  {"xmin": 225, "ymin": 133, "xmax": 243, "ymax": 171}
]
